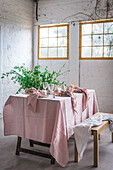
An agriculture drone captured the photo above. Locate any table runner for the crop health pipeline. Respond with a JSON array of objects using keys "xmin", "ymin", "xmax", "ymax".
[{"xmin": 3, "ymin": 90, "xmax": 99, "ymax": 167}]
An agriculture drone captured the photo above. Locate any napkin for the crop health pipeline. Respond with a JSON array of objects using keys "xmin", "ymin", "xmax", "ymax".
[
  {"xmin": 27, "ymin": 89, "xmax": 47, "ymax": 112},
  {"xmin": 81, "ymin": 89, "xmax": 90, "ymax": 112},
  {"xmin": 27, "ymin": 93, "xmax": 38, "ymax": 112},
  {"xmin": 60, "ymin": 87, "xmax": 89, "ymax": 113},
  {"xmin": 73, "ymin": 87, "xmax": 90, "ymax": 112},
  {"xmin": 60, "ymin": 90, "xmax": 77, "ymax": 113}
]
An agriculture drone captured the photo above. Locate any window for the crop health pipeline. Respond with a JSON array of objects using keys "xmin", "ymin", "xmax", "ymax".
[
  {"xmin": 80, "ymin": 19, "xmax": 113, "ymax": 59},
  {"xmin": 38, "ymin": 24, "xmax": 69, "ymax": 59}
]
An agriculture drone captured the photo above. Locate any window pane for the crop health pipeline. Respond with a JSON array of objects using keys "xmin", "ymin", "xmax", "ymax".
[
  {"xmin": 104, "ymin": 22, "xmax": 113, "ymax": 33},
  {"xmin": 49, "ymin": 27, "xmax": 57, "ymax": 37},
  {"xmin": 40, "ymin": 28, "xmax": 48, "ymax": 38},
  {"xmin": 49, "ymin": 38, "xmax": 57, "ymax": 47},
  {"xmin": 93, "ymin": 35, "xmax": 103, "ymax": 46},
  {"xmin": 40, "ymin": 48, "xmax": 48, "ymax": 58},
  {"xmin": 80, "ymin": 21, "xmax": 113, "ymax": 59},
  {"xmin": 58, "ymin": 26, "xmax": 67, "ymax": 37},
  {"xmin": 38, "ymin": 24, "xmax": 68, "ymax": 59},
  {"xmin": 58, "ymin": 48, "xmax": 67, "ymax": 58},
  {"xmin": 82, "ymin": 47, "xmax": 91, "ymax": 58},
  {"xmin": 58, "ymin": 37, "xmax": 67, "ymax": 46},
  {"xmin": 92, "ymin": 47, "xmax": 103, "ymax": 57},
  {"xmin": 104, "ymin": 34, "xmax": 113, "ymax": 45},
  {"xmin": 82, "ymin": 35, "xmax": 91, "ymax": 46},
  {"xmin": 40, "ymin": 38, "xmax": 48, "ymax": 47},
  {"xmin": 93, "ymin": 23, "xmax": 103, "ymax": 34},
  {"xmin": 104, "ymin": 46, "xmax": 113, "ymax": 57},
  {"xmin": 49, "ymin": 48, "xmax": 57, "ymax": 58},
  {"xmin": 82, "ymin": 24, "xmax": 91, "ymax": 35}
]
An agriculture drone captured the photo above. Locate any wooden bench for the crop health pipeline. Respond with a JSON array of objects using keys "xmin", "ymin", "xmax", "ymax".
[{"xmin": 74, "ymin": 112, "xmax": 113, "ymax": 167}]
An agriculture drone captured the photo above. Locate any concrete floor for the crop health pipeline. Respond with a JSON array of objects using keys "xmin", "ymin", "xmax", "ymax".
[{"xmin": 0, "ymin": 118, "xmax": 113, "ymax": 170}]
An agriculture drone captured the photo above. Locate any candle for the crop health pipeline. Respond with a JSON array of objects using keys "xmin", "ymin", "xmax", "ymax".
[
  {"xmin": 72, "ymin": 76, "xmax": 73, "ymax": 85},
  {"xmin": 53, "ymin": 79, "xmax": 55, "ymax": 98}
]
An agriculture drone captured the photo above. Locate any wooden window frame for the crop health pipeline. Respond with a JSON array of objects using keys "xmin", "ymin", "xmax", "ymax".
[
  {"xmin": 80, "ymin": 19, "xmax": 113, "ymax": 60},
  {"xmin": 38, "ymin": 24, "xmax": 69, "ymax": 60}
]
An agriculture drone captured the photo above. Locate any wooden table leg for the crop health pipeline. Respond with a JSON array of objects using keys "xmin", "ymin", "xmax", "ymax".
[
  {"xmin": 112, "ymin": 133, "xmax": 113, "ymax": 143},
  {"xmin": 29, "ymin": 139, "xmax": 34, "ymax": 147},
  {"xmin": 16, "ymin": 136, "xmax": 22, "ymax": 155},
  {"xmin": 51, "ymin": 156, "xmax": 55, "ymax": 164},
  {"xmin": 98, "ymin": 134, "xmax": 100, "ymax": 140},
  {"xmin": 15, "ymin": 137, "xmax": 55, "ymax": 164},
  {"xmin": 94, "ymin": 132, "xmax": 99, "ymax": 167},
  {"xmin": 74, "ymin": 140, "xmax": 79, "ymax": 162}
]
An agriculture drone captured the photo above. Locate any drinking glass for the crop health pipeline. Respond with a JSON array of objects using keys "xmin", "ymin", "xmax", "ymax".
[
  {"xmin": 43, "ymin": 82, "xmax": 48, "ymax": 90},
  {"xmin": 43, "ymin": 82, "xmax": 48, "ymax": 96},
  {"xmin": 49, "ymin": 84, "xmax": 54, "ymax": 96}
]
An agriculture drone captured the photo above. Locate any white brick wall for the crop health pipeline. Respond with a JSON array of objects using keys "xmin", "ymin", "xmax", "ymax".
[
  {"xmin": 80, "ymin": 60, "xmax": 113, "ymax": 113},
  {"xmin": 0, "ymin": 0, "xmax": 112, "ymax": 114},
  {"xmin": 35, "ymin": 0, "xmax": 113, "ymax": 25},
  {"xmin": 0, "ymin": 0, "xmax": 34, "ymax": 114},
  {"xmin": 34, "ymin": 0, "xmax": 113, "ymax": 113}
]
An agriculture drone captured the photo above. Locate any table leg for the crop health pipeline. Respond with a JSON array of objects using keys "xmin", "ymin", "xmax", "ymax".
[
  {"xmin": 16, "ymin": 136, "xmax": 22, "ymax": 155},
  {"xmin": 15, "ymin": 137, "xmax": 55, "ymax": 164},
  {"xmin": 51, "ymin": 156, "xmax": 55, "ymax": 164},
  {"xmin": 98, "ymin": 134, "xmax": 100, "ymax": 140},
  {"xmin": 112, "ymin": 133, "xmax": 113, "ymax": 143},
  {"xmin": 74, "ymin": 140, "xmax": 79, "ymax": 162},
  {"xmin": 29, "ymin": 139, "xmax": 34, "ymax": 147},
  {"xmin": 94, "ymin": 132, "xmax": 99, "ymax": 167}
]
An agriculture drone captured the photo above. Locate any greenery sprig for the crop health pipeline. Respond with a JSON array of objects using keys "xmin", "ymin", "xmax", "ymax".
[{"xmin": 1, "ymin": 64, "xmax": 70, "ymax": 93}]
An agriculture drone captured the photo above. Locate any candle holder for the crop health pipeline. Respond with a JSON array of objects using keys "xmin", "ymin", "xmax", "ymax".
[{"xmin": 53, "ymin": 84, "xmax": 55, "ymax": 98}]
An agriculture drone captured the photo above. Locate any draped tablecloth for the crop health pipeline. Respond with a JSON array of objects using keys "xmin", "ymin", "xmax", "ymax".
[{"xmin": 3, "ymin": 89, "xmax": 99, "ymax": 167}]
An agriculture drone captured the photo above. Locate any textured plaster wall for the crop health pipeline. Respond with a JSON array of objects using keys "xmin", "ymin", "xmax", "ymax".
[
  {"xmin": 0, "ymin": 0, "xmax": 34, "ymax": 114},
  {"xmin": 34, "ymin": 0, "xmax": 113, "ymax": 113}
]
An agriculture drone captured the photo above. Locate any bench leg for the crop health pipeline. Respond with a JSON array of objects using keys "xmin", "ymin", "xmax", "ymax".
[
  {"xmin": 74, "ymin": 140, "xmax": 79, "ymax": 162},
  {"xmin": 94, "ymin": 132, "xmax": 99, "ymax": 167}
]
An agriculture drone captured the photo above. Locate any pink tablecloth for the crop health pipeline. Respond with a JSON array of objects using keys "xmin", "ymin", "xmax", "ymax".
[{"xmin": 3, "ymin": 89, "xmax": 99, "ymax": 167}]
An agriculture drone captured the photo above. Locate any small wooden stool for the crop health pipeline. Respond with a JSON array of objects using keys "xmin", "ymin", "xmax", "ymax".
[{"xmin": 74, "ymin": 112, "xmax": 113, "ymax": 167}]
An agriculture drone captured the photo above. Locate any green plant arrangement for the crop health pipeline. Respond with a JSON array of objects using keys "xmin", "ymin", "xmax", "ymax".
[{"xmin": 1, "ymin": 64, "xmax": 70, "ymax": 93}]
